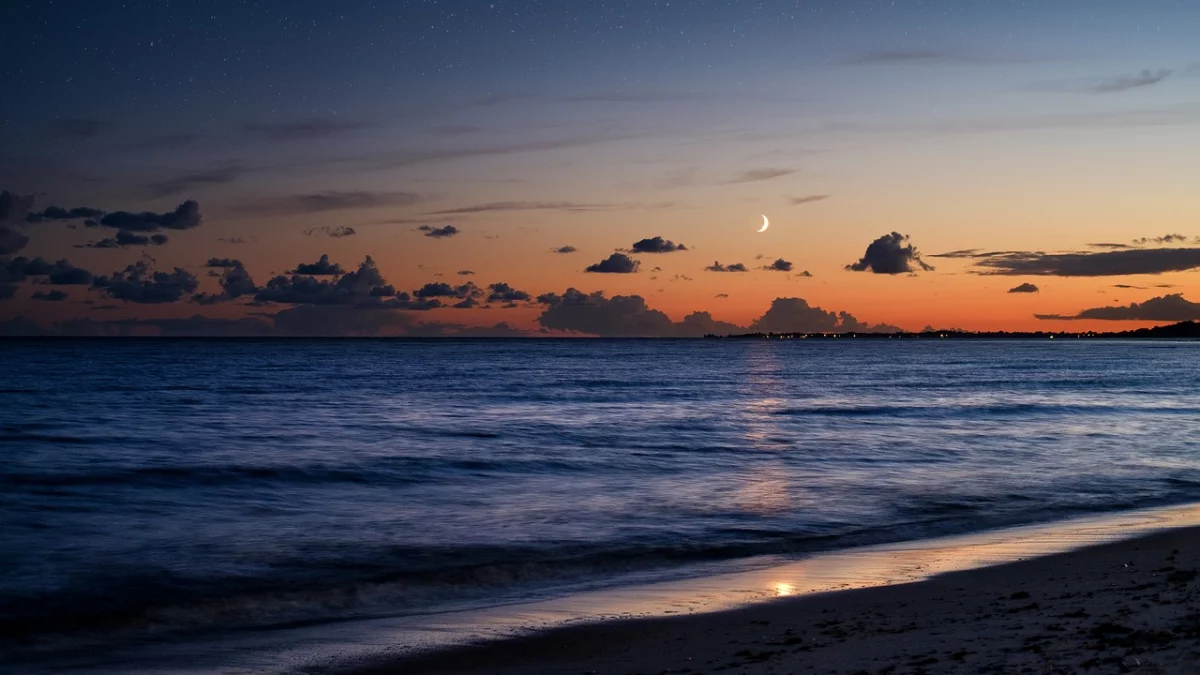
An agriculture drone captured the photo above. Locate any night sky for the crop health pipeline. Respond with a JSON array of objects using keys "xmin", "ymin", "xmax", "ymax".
[{"xmin": 2, "ymin": 1, "xmax": 1199, "ymax": 336}]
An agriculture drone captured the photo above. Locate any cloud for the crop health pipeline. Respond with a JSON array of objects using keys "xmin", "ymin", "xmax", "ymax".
[
  {"xmin": 217, "ymin": 236, "xmax": 255, "ymax": 245},
  {"xmin": 205, "ymin": 258, "xmax": 243, "ymax": 268},
  {"xmin": 244, "ymin": 119, "xmax": 370, "ymax": 141},
  {"xmin": 1087, "ymin": 69, "xmax": 1173, "ymax": 93},
  {"xmin": 425, "ymin": 201, "xmax": 619, "ymax": 215},
  {"xmin": 46, "ymin": 118, "xmax": 104, "ymax": 140},
  {"xmin": 99, "ymin": 200, "xmax": 201, "ymax": 232},
  {"xmin": 240, "ymin": 191, "xmax": 422, "ymax": 215},
  {"xmin": 457, "ymin": 270, "xmax": 475, "ymax": 276},
  {"xmin": 553, "ymin": 245, "xmax": 577, "ymax": 254},
  {"xmin": 715, "ymin": 293, "xmax": 729, "ymax": 298},
  {"xmin": 0, "ymin": 191, "xmax": 37, "ymax": 224},
  {"xmin": 585, "ymin": 252, "xmax": 639, "ymax": 274},
  {"xmin": 1089, "ymin": 243, "xmax": 1132, "ymax": 249},
  {"xmin": 846, "ymin": 232, "xmax": 934, "ymax": 274},
  {"xmin": 93, "ymin": 262, "xmax": 199, "ymax": 304},
  {"xmin": 257, "ymin": 256, "xmax": 434, "ymax": 309},
  {"xmin": 413, "ymin": 281, "xmax": 484, "ymax": 308},
  {"xmin": 1036, "ymin": 294, "xmax": 1200, "ymax": 321},
  {"xmin": 0, "ymin": 284, "xmax": 16, "ymax": 300},
  {"xmin": 419, "ymin": 225, "xmax": 459, "ymax": 239},
  {"xmin": 146, "ymin": 166, "xmax": 245, "ymax": 198},
  {"xmin": 724, "ymin": 168, "xmax": 796, "ymax": 184},
  {"xmin": 796, "ymin": 270, "xmax": 813, "ymax": 277},
  {"xmin": 629, "ymin": 236, "xmax": 687, "ymax": 254},
  {"xmin": 81, "ymin": 230, "xmax": 169, "ymax": 248},
  {"xmin": 486, "ymin": 282, "xmax": 533, "ymax": 307},
  {"xmin": 705, "ymin": 261, "xmax": 748, "ymax": 272},
  {"xmin": 0, "ymin": 226, "xmax": 29, "ymax": 255},
  {"xmin": 763, "ymin": 258, "xmax": 793, "ymax": 272},
  {"xmin": 1134, "ymin": 233, "xmax": 1189, "ymax": 245},
  {"xmin": 963, "ymin": 248, "xmax": 1200, "ymax": 276},
  {"xmin": 750, "ymin": 297, "xmax": 901, "ymax": 333},
  {"xmin": 192, "ymin": 263, "xmax": 258, "ymax": 305},
  {"xmin": 31, "ymin": 289, "xmax": 69, "ymax": 302},
  {"xmin": 303, "ymin": 225, "xmax": 357, "ymax": 238},
  {"xmin": 24, "ymin": 206, "xmax": 106, "ymax": 223},
  {"xmin": 289, "ymin": 254, "xmax": 345, "ymax": 275},
  {"xmin": 788, "ymin": 195, "xmax": 829, "ymax": 206},
  {"xmin": 0, "ymin": 257, "xmax": 93, "ymax": 285},
  {"xmin": 1008, "ymin": 283, "xmax": 1040, "ymax": 293}
]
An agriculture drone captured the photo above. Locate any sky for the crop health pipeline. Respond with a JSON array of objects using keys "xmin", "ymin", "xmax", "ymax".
[{"xmin": 2, "ymin": 0, "xmax": 1199, "ymax": 337}]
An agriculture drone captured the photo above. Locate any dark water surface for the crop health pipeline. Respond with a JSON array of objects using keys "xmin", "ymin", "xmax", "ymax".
[{"xmin": 3, "ymin": 339, "xmax": 1200, "ymax": 647}]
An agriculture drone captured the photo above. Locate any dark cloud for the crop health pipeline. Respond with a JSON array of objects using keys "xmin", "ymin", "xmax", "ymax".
[
  {"xmin": 46, "ymin": 260, "xmax": 93, "ymax": 285},
  {"xmin": 788, "ymin": 195, "xmax": 829, "ymax": 206},
  {"xmin": 146, "ymin": 166, "xmax": 245, "ymax": 198},
  {"xmin": 0, "ymin": 284, "xmax": 16, "ymax": 300},
  {"xmin": 585, "ymin": 252, "xmax": 639, "ymax": 273},
  {"xmin": 289, "ymin": 254, "xmax": 345, "ymax": 275},
  {"xmin": 486, "ymin": 282, "xmax": 533, "ymax": 306},
  {"xmin": 715, "ymin": 293, "xmax": 729, "ymax": 298},
  {"xmin": 205, "ymin": 258, "xmax": 243, "ymax": 268},
  {"xmin": 965, "ymin": 248, "xmax": 1200, "ymax": 276},
  {"xmin": 1089, "ymin": 243, "xmax": 1132, "ymax": 249},
  {"xmin": 763, "ymin": 258, "xmax": 793, "ymax": 272},
  {"xmin": 1008, "ymin": 283, "xmax": 1040, "ymax": 293},
  {"xmin": 25, "ymin": 206, "xmax": 106, "ymax": 223},
  {"xmin": 93, "ymin": 262, "xmax": 199, "ymax": 304},
  {"xmin": 99, "ymin": 200, "xmax": 201, "ymax": 232},
  {"xmin": 0, "ymin": 190, "xmax": 37, "ymax": 224},
  {"xmin": 536, "ymin": 289, "xmax": 673, "ymax": 336},
  {"xmin": 1134, "ymin": 234, "xmax": 1189, "ymax": 245},
  {"xmin": 303, "ymin": 225, "xmax": 357, "ymax": 238},
  {"xmin": 0, "ymin": 225, "xmax": 29, "ymax": 255},
  {"xmin": 257, "ymin": 256, "xmax": 432, "ymax": 309},
  {"xmin": 426, "ymin": 201, "xmax": 618, "ymax": 215},
  {"xmin": 796, "ymin": 270, "xmax": 813, "ymax": 277},
  {"xmin": 457, "ymin": 270, "xmax": 475, "ymax": 276},
  {"xmin": 419, "ymin": 225, "xmax": 459, "ymax": 239},
  {"xmin": 1036, "ymin": 294, "xmax": 1200, "ymax": 321},
  {"xmin": 245, "ymin": 119, "xmax": 370, "ymax": 141},
  {"xmin": 553, "ymin": 245, "xmax": 577, "ymax": 254},
  {"xmin": 846, "ymin": 232, "xmax": 934, "ymax": 274},
  {"xmin": 46, "ymin": 118, "xmax": 104, "ymax": 140},
  {"xmin": 217, "ymin": 236, "xmax": 255, "ymax": 245},
  {"xmin": 240, "ymin": 191, "xmax": 422, "ymax": 215},
  {"xmin": 31, "ymin": 289, "xmax": 69, "ymax": 302},
  {"xmin": 705, "ymin": 261, "xmax": 748, "ymax": 272},
  {"xmin": 192, "ymin": 263, "xmax": 258, "ymax": 305},
  {"xmin": 750, "ymin": 297, "xmax": 901, "ymax": 333},
  {"xmin": 0, "ymin": 257, "xmax": 92, "ymax": 285},
  {"xmin": 1087, "ymin": 69, "xmax": 1172, "ymax": 93},
  {"xmin": 81, "ymin": 230, "xmax": 170, "ymax": 248},
  {"xmin": 724, "ymin": 168, "xmax": 796, "ymax": 184},
  {"xmin": 629, "ymin": 236, "xmax": 687, "ymax": 254}
]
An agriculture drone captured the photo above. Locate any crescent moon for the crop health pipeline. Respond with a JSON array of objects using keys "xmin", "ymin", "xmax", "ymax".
[{"xmin": 757, "ymin": 215, "xmax": 769, "ymax": 233}]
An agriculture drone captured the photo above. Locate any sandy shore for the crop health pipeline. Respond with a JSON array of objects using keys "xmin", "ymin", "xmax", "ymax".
[{"xmin": 370, "ymin": 526, "xmax": 1200, "ymax": 675}]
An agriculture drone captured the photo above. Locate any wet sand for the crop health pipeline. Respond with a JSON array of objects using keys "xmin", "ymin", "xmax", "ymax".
[{"xmin": 371, "ymin": 526, "xmax": 1200, "ymax": 675}]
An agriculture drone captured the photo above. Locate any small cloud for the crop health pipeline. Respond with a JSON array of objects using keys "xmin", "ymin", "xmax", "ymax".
[
  {"xmin": 419, "ymin": 225, "xmax": 459, "ymax": 239},
  {"xmin": 486, "ymin": 282, "xmax": 533, "ymax": 306},
  {"xmin": 846, "ymin": 232, "xmax": 934, "ymax": 274},
  {"xmin": 205, "ymin": 258, "xmax": 243, "ymax": 268},
  {"xmin": 31, "ymin": 289, "xmax": 69, "ymax": 302},
  {"xmin": 1037, "ymin": 294, "xmax": 1200, "ymax": 321},
  {"xmin": 303, "ymin": 225, "xmax": 357, "ymax": 238},
  {"xmin": 724, "ymin": 168, "xmax": 796, "ymax": 184},
  {"xmin": 1088, "ymin": 69, "xmax": 1172, "ymax": 93},
  {"xmin": 239, "ymin": 191, "xmax": 422, "ymax": 215},
  {"xmin": 146, "ymin": 165, "xmax": 245, "ymax": 198},
  {"xmin": 715, "ymin": 293, "xmax": 729, "ymax": 298},
  {"xmin": 629, "ymin": 236, "xmax": 687, "ymax": 254},
  {"xmin": 585, "ymin": 252, "xmax": 639, "ymax": 274},
  {"xmin": 289, "ymin": 254, "xmax": 344, "ymax": 275},
  {"xmin": 762, "ymin": 258, "xmax": 793, "ymax": 272},
  {"xmin": 244, "ymin": 118, "xmax": 370, "ymax": 141},
  {"xmin": 1008, "ymin": 283, "xmax": 1040, "ymax": 293},
  {"xmin": 705, "ymin": 261, "xmax": 748, "ymax": 272},
  {"xmin": 81, "ymin": 230, "xmax": 169, "ymax": 248},
  {"xmin": 457, "ymin": 270, "xmax": 475, "ymax": 276},
  {"xmin": 1133, "ymin": 233, "xmax": 1189, "ymax": 245},
  {"xmin": 787, "ymin": 195, "xmax": 829, "ymax": 206},
  {"xmin": 217, "ymin": 236, "xmax": 255, "ymax": 245},
  {"xmin": 796, "ymin": 270, "xmax": 813, "ymax": 278},
  {"xmin": 553, "ymin": 245, "xmax": 577, "ymax": 254}
]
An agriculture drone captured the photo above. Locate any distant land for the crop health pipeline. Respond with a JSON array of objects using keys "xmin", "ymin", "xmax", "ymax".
[{"xmin": 707, "ymin": 321, "xmax": 1200, "ymax": 340}]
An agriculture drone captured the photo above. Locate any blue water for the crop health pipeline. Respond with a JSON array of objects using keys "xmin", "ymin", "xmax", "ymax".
[{"xmin": 3, "ymin": 339, "xmax": 1200, "ymax": 648}]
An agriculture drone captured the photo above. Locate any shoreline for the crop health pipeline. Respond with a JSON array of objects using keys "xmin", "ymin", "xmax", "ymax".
[
  {"xmin": 14, "ymin": 503, "xmax": 1200, "ymax": 674},
  {"xmin": 354, "ymin": 505, "xmax": 1200, "ymax": 675}
]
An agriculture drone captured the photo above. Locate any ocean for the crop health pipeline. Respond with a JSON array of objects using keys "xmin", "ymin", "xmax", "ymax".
[{"xmin": 3, "ymin": 338, "xmax": 1200, "ymax": 658}]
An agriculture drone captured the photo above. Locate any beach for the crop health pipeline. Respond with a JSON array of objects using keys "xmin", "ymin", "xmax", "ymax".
[{"xmin": 380, "ymin": 525, "xmax": 1200, "ymax": 675}]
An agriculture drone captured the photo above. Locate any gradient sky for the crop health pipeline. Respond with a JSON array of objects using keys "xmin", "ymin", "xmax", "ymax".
[{"xmin": 2, "ymin": 0, "xmax": 1199, "ymax": 336}]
